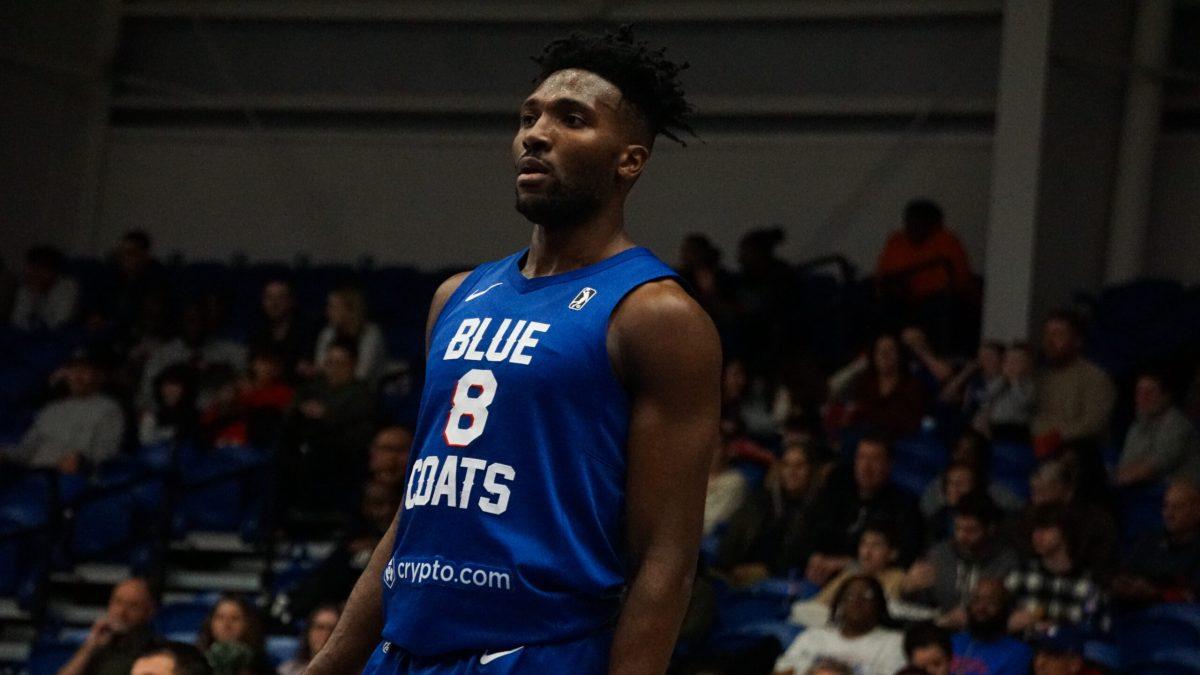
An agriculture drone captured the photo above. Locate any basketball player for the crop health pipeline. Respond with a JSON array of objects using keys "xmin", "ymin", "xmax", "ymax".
[{"xmin": 307, "ymin": 28, "xmax": 721, "ymax": 674}]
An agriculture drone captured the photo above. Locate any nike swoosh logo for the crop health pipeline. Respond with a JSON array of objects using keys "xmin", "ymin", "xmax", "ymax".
[
  {"xmin": 479, "ymin": 646, "xmax": 524, "ymax": 665},
  {"xmin": 465, "ymin": 282, "xmax": 503, "ymax": 302}
]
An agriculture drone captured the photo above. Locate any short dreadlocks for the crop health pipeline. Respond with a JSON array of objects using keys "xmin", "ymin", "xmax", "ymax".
[{"xmin": 532, "ymin": 26, "xmax": 695, "ymax": 146}]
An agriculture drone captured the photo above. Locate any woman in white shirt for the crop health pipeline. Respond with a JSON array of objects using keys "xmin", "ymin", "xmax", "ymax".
[
  {"xmin": 314, "ymin": 286, "xmax": 388, "ymax": 385},
  {"xmin": 774, "ymin": 575, "xmax": 906, "ymax": 675}
]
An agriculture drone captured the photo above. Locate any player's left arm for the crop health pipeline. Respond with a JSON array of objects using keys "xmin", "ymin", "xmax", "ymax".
[{"xmin": 607, "ymin": 279, "xmax": 721, "ymax": 675}]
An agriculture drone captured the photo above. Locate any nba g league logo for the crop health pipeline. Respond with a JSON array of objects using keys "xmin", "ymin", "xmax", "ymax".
[{"xmin": 569, "ymin": 287, "xmax": 597, "ymax": 310}]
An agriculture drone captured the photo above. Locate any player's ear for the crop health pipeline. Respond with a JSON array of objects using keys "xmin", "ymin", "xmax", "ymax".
[{"xmin": 617, "ymin": 144, "xmax": 650, "ymax": 183}]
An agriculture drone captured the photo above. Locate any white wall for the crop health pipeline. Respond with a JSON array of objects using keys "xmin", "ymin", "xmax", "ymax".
[
  {"xmin": 1148, "ymin": 134, "xmax": 1200, "ymax": 285},
  {"xmin": 97, "ymin": 129, "xmax": 995, "ymax": 275}
]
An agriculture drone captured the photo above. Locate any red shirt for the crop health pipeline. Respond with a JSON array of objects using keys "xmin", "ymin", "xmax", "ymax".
[{"xmin": 876, "ymin": 227, "xmax": 972, "ymax": 300}]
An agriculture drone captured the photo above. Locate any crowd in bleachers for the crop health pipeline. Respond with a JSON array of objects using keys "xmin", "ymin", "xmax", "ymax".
[{"xmin": 1, "ymin": 198, "xmax": 1200, "ymax": 675}]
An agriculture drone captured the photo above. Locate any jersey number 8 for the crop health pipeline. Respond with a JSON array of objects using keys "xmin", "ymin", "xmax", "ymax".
[{"xmin": 443, "ymin": 369, "xmax": 498, "ymax": 447}]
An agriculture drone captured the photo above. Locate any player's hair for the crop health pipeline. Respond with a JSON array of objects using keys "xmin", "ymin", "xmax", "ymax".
[
  {"xmin": 533, "ymin": 25, "xmax": 694, "ymax": 146},
  {"xmin": 138, "ymin": 641, "xmax": 213, "ymax": 675},
  {"xmin": 903, "ymin": 621, "xmax": 952, "ymax": 660}
]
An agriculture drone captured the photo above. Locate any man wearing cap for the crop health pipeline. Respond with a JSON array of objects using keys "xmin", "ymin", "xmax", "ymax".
[{"xmin": 6, "ymin": 349, "xmax": 124, "ymax": 474}]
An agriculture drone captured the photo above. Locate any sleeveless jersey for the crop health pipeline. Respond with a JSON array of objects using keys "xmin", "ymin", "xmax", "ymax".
[{"xmin": 379, "ymin": 246, "xmax": 679, "ymax": 656}]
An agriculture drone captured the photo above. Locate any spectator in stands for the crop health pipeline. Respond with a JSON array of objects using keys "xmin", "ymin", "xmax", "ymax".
[
  {"xmin": 138, "ymin": 301, "xmax": 247, "ymax": 411},
  {"xmin": 368, "ymin": 425, "xmax": 413, "ymax": 493},
  {"xmin": 1031, "ymin": 310, "xmax": 1115, "ymax": 485},
  {"xmin": 941, "ymin": 342, "xmax": 1004, "ymax": 420},
  {"xmin": 282, "ymin": 338, "xmax": 376, "ymax": 515},
  {"xmin": 808, "ymin": 435, "xmax": 925, "ymax": 582},
  {"xmin": 131, "ymin": 642, "xmax": 213, "ymax": 675},
  {"xmin": 277, "ymin": 604, "xmax": 340, "ymax": 675},
  {"xmin": 1115, "ymin": 371, "xmax": 1200, "ymax": 486},
  {"xmin": 920, "ymin": 461, "xmax": 982, "ymax": 541},
  {"xmin": 677, "ymin": 233, "xmax": 737, "ymax": 328},
  {"xmin": 903, "ymin": 492, "xmax": 1019, "ymax": 629},
  {"xmin": 716, "ymin": 440, "xmax": 830, "ymax": 585},
  {"xmin": 977, "ymin": 343, "xmax": 1035, "ymax": 443},
  {"xmin": 57, "ymin": 578, "xmax": 159, "ymax": 675},
  {"xmin": 813, "ymin": 521, "xmax": 906, "ymax": 605},
  {"xmin": 875, "ymin": 199, "xmax": 972, "ymax": 304},
  {"xmin": 1005, "ymin": 507, "xmax": 1107, "ymax": 636},
  {"xmin": 11, "ymin": 245, "xmax": 78, "ymax": 330},
  {"xmin": 949, "ymin": 579, "xmax": 1032, "ymax": 675},
  {"xmin": 704, "ymin": 426, "xmax": 750, "ymax": 537},
  {"xmin": 139, "ymin": 364, "xmax": 199, "ymax": 446},
  {"xmin": 903, "ymin": 623, "xmax": 952, "ymax": 675},
  {"xmin": 791, "ymin": 522, "xmax": 906, "ymax": 627},
  {"xmin": 849, "ymin": 334, "xmax": 927, "ymax": 438},
  {"xmin": 1111, "ymin": 479, "xmax": 1200, "ymax": 606},
  {"xmin": 921, "ymin": 432, "xmax": 1023, "ymax": 531},
  {"xmin": 1029, "ymin": 629, "xmax": 1088, "ymax": 675},
  {"xmin": 773, "ymin": 575, "xmax": 906, "ymax": 675},
  {"xmin": 1022, "ymin": 459, "xmax": 1116, "ymax": 574},
  {"xmin": 250, "ymin": 278, "xmax": 316, "ymax": 382},
  {"xmin": 10, "ymin": 348, "xmax": 124, "ymax": 474},
  {"xmin": 277, "ymin": 479, "xmax": 401, "ymax": 622},
  {"xmin": 901, "ymin": 325, "xmax": 956, "ymax": 387},
  {"xmin": 197, "ymin": 594, "xmax": 271, "ymax": 675},
  {"xmin": 722, "ymin": 357, "xmax": 784, "ymax": 438},
  {"xmin": 314, "ymin": 286, "xmax": 387, "ymax": 385},
  {"xmin": 102, "ymin": 230, "xmax": 166, "ymax": 329},
  {"xmin": 202, "ymin": 349, "xmax": 295, "ymax": 448},
  {"xmin": 735, "ymin": 227, "xmax": 795, "ymax": 376}
]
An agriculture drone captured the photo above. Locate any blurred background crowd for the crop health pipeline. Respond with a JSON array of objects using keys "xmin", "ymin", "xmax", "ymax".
[{"xmin": 1, "ymin": 198, "xmax": 1198, "ymax": 674}]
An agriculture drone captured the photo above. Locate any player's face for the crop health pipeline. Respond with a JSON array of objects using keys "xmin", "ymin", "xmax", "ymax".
[{"xmin": 513, "ymin": 69, "xmax": 636, "ymax": 227}]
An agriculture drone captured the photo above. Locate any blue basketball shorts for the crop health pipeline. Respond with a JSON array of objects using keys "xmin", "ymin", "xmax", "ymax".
[{"xmin": 361, "ymin": 631, "xmax": 612, "ymax": 675}]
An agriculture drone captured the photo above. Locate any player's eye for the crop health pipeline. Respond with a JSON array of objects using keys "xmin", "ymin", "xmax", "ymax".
[
  {"xmin": 564, "ymin": 114, "xmax": 586, "ymax": 127},
  {"xmin": 519, "ymin": 113, "xmax": 537, "ymax": 127}
]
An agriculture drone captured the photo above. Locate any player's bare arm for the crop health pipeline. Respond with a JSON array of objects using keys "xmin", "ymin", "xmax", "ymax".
[
  {"xmin": 306, "ymin": 271, "xmax": 470, "ymax": 674},
  {"xmin": 607, "ymin": 279, "xmax": 722, "ymax": 674}
]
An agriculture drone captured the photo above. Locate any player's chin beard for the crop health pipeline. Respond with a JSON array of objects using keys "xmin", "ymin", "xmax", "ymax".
[{"xmin": 515, "ymin": 181, "xmax": 602, "ymax": 229}]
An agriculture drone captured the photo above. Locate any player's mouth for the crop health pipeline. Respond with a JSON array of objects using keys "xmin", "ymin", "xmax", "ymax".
[{"xmin": 516, "ymin": 157, "xmax": 552, "ymax": 188}]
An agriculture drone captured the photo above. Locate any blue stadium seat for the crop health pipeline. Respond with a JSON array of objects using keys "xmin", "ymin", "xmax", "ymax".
[
  {"xmin": 26, "ymin": 640, "xmax": 81, "ymax": 675},
  {"xmin": 266, "ymin": 635, "xmax": 300, "ymax": 667},
  {"xmin": 1114, "ymin": 604, "xmax": 1200, "ymax": 663},
  {"xmin": 154, "ymin": 600, "xmax": 216, "ymax": 636},
  {"xmin": 1121, "ymin": 647, "xmax": 1200, "ymax": 675}
]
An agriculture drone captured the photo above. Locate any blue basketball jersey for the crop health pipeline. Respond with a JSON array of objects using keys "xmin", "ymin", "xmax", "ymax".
[{"xmin": 379, "ymin": 246, "xmax": 679, "ymax": 657}]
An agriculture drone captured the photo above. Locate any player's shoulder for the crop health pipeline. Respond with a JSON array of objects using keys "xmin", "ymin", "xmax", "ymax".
[
  {"xmin": 612, "ymin": 277, "xmax": 710, "ymax": 330},
  {"xmin": 609, "ymin": 277, "xmax": 720, "ymax": 384},
  {"xmin": 432, "ymin": 270, "xmax": 474, "ymax": 305}
]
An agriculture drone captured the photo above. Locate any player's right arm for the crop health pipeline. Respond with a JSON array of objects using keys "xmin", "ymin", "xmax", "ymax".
[{"xmin": 306, "ymin": 271, "xmax": 470, "ymax": 674}]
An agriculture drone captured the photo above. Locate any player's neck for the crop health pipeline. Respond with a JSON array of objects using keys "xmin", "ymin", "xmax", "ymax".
[{"xmin": 523, "ymin": 212, "xmax": 634, "ymax": 278}]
